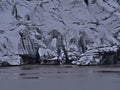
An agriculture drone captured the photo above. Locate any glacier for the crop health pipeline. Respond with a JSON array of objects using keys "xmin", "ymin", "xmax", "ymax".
[{"xmin": 0, "ymin": 0, "xmax": 120, "ymax": 66}]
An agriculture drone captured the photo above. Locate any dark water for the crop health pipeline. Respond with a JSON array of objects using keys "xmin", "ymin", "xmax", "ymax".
[{"xmin": 0, "ymin": 65, "xmax": 120, "ymax": 90}]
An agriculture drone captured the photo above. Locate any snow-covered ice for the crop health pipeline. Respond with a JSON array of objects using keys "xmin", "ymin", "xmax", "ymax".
[{"xmin": 0, "ymin": 0, "xmax": 120, "ymax": 65}]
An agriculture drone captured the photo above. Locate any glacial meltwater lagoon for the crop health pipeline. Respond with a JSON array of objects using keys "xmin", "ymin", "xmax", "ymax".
[{"xmin": 0, "ymin": 65, "xmax": 120, "ymax": 90}]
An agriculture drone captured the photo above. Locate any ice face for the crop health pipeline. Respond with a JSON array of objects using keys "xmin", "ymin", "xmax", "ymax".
[{"xmin": 0, "ymin": 0, "xmax": 120, "ymax": 65}]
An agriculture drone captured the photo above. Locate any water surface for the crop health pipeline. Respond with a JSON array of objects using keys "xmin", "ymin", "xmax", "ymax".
[{"xmin": 0, "ymin": 65, "xmax": 120, "ymax": 90}]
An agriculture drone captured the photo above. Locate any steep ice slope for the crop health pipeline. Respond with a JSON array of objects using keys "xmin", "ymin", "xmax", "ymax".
[{"xmin": 0, "ymin": 0, "xmax": 120, "ymax": 65}]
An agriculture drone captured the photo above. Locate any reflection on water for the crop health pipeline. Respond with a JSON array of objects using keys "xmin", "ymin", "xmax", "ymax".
[
  {"xmin": 0, "ymin": 65, "xmax": 120, "ymax": 79},
  {"xmin": 95, "ymin": 70, "xmax": 120, "ymax": 73},
  {"xmin": 19, "ymin": 65, "xmax": 77, "ymax": 79},
  {"xmin": 0, "ymin": 65, "xmax": 120, "ymax": 90}
]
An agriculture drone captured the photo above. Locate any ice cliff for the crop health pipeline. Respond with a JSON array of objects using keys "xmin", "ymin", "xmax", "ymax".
[{"xmin": 0, "ymin": 0, "xmax": 120, "ymax": 66}]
